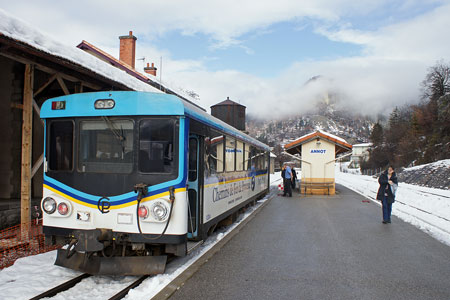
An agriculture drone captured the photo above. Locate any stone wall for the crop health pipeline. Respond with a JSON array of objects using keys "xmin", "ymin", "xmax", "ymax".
[
  {"xmin": 0, "ymin": 199, "xmax": 42, "ymax": 230},
  {"xmin": 397, "ymin": 161, "xmax": 450, "ymax": 190}
]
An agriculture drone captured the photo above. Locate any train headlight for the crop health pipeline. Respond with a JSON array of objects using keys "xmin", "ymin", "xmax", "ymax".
[
  {"xmin": 138, "ymin": 205, "xmax": 149, "ymax": 219},
  {"xmin": 42, "ymin": 197, "xmax": 56, "ymax": 214},
  {"xmin": 94, "ymin": 99, "xmax": 115, "ymax": 109},
  {"xmin": 150, "ymin": 201, "xmax": 169, "ymax": 222},
  {"xmin": 58, "ymin": 202, "xmax": 69, "ymax": 215}
]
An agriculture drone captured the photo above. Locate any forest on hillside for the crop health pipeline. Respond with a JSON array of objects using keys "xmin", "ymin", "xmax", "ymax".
[{"xmin": 363, "ymin": 61, "xmax": 450, "ymax": 170}]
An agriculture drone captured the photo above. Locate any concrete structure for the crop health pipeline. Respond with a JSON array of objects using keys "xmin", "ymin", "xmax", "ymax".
[
  {"xmin": 349, "ymin": 143, "xmax": 372, "ymax": 168},
  {"xmin": 284, "ymin": 130, "xmax": 352, "ymax": 195},
  {"xmin": 169, "ymin": 186, "xmax": 450, "ymax": 300}
]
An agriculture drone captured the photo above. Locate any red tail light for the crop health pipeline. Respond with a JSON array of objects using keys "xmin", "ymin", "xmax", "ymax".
[
  {"xmin": 58, "ymin": 202, "xmax": 69, "ymax": 215},
  {"xmin": 138, "ymin": 205, "xmax": 148, "ymax": 219}
]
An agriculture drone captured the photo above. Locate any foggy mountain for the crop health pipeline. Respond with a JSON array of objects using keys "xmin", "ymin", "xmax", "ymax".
[{"xmin": 246, "ymin": 76, "xmax": 374, "ymax": 147}]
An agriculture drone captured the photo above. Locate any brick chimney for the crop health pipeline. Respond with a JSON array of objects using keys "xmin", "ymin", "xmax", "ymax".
[
  {"xmin": 119, "ymin": 31, "xmax": 137, "ymax": 69},
  {"xmin": 144, "ymin": 63, "xmax": 157, "ymax": 76}
]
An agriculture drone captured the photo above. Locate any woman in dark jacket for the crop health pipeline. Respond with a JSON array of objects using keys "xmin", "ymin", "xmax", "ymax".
[{"xmin": 376, "ymin": 166, "xmax": 398, "ymax": 224}]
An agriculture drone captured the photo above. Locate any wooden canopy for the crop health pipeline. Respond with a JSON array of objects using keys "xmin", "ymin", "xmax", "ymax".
[{"xmin": 284, "ymin": 131, "xmax": 352, "ymax": 156}]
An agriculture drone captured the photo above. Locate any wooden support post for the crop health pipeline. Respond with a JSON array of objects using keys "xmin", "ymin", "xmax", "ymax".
[
  {"xmin": 21, "ymin": 64, "xmax": 34, "ymax": 240},
  {"xmin": 56, "ymin": 75, "xmax": 70, "ymax": 95},
  {"xmin": 74, "ymin": 82, "xmax": 83, "ymax": 93},
  {"xmin": 31, "ymin": 153, "xmax": 44, "ymax": 178},
  {"xmin": 33, "ymin": 73, "xmax": 56, "ymax": 98}
]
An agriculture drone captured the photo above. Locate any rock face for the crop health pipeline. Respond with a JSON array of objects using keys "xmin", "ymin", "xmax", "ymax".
[{"xmin": 397, "ymin": 159, "xmax": 450, "ymax": 190}]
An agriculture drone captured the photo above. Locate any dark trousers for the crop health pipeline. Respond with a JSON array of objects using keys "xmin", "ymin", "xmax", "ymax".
[
  {"xmin": 283, "ymin": 178, "xmax": 292, "ymax": 197},
  {"xmin": 382, "ymin": 195, "xmax": 392, "ymax": 221}
]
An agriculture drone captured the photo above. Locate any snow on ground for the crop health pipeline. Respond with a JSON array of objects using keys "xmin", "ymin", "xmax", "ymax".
[
  {"xmin": 335, "ymin": 164, "xmax": 450, "ymax": 246},
  {"xmin": 0, "ymin": 175, "xmax": 282, "ymax": 300},
  {"xmin": 404, "ymin": 159, "xmax": 450, "ymax": 171}
]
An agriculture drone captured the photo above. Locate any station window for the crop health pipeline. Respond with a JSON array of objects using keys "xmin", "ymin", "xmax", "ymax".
[
  {"xmin": 225, "ymin": 137, "xmax": 236, "ymax": 172},
  {"xmin": 48, "ymin": 120, "xmax": 73, "ymax": 171},
  {"xmin": 236, "ymin": 140, "xmax": 244, "ymax": 171},
  {"xmin": 205, "ymin": 129, "xmax": 224, "ymax": 176},
  {"xmin": 139, "ymin": 119, "xmax": 176, "ymax": 173}
]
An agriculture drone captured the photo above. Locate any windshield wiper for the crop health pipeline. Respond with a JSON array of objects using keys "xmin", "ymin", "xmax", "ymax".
[{"xmin": 102, "ymin": 116, "xmax": 126, "ymax": 158}]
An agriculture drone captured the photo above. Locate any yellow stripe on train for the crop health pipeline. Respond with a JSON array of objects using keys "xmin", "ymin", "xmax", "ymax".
[{"xmin": 43, "ymin": 184, "xmax": 186, "ymax": 210}]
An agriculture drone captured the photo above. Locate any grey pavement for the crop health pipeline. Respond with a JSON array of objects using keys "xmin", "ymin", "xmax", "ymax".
[{"xmin": 170, "ymin": 184, "xmax": 450, "ymax": 300}]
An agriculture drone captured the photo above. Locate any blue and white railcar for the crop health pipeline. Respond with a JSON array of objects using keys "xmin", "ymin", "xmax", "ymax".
[{"xmin": 40, "ymin": 91, "xmax": 269, "ymax": 275}]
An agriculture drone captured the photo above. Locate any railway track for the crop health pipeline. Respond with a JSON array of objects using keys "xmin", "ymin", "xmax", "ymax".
[{"xmin": 29, "ymin": 273, "xmax": 150, "ymax": 300}]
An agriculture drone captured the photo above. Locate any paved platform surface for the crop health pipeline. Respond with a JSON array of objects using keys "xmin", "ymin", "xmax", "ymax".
[{"xmin": 170, "ymin": 184, "xmax": 450, "ymax": 300}]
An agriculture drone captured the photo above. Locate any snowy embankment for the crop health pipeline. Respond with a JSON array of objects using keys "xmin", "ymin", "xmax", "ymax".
[
  {"xmin": 0, "ymin": 176, "xmax": 282, "ymax": 300},
  {"xmin": 336, "ymin": 166, "xmax": 450, "ymax": 247}
]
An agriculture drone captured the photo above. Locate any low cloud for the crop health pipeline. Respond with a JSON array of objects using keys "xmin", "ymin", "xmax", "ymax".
[{"xmin": 1, "ymin": 0, "xmax": 448, "ymax": 119}]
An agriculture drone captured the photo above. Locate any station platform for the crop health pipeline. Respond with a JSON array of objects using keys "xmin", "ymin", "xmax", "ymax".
[{"xmin": 170, "ymin": 184, "xmax": 450, "ymax": 299}]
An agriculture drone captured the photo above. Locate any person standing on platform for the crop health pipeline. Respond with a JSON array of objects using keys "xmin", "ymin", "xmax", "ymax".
[
  {"xmin": 376, "ymin": 166, "xmax": 398, "ymax": 224},
  {"xmin": 283, "ymin": 164, "xmax": 293, "ymax": 197},
  {"xmin": 291, "ymin": 166, "xmax": 297, "ymax": 190}
]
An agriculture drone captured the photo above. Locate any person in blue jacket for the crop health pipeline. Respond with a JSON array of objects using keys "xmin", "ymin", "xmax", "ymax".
[
  {"xmin": 283, "ymin": 164, "xmax": 293, "ymax": 197},
  {"xmin": 376, "ymin": 166, "xmax": 398, "ymax": 224}
]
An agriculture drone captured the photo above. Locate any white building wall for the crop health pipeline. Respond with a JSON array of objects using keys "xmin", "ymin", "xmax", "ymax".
[{"xmin": 301, "ymin": 139, "xmax": 335, "ymax": 182}]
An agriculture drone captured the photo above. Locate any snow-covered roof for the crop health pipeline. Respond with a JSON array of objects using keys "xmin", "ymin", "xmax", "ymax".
[
  {"xmin": 353, "ymin": 143, "xmax": 372, "ymax": 147},
  {"xmin": 317, "ymin": 129, "xmax": 348, "ymax": 144},
  {"xmin": 0, "ymin": 8, "xmax": 199, "ymax": 106},
  {"xmin": 284, "ymin": 130, "xmax": 352, "ymax": 155}
]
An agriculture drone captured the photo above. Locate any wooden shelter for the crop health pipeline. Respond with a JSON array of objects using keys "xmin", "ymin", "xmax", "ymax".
[{"xmin": 284, "ymin": 131, "xmax": 352, "ymax": 195}]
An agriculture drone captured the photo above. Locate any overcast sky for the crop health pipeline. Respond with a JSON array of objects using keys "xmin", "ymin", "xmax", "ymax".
[{"xmin": 1, "ymin": 0, "xmax": 449, "ymax": 118}]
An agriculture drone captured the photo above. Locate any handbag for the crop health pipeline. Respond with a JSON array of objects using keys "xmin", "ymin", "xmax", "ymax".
[{"xmin": 390, "ymin": 183, "xmax": 398, "ymax": 200}]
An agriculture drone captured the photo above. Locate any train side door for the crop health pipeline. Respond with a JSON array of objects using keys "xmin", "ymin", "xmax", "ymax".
[{"xmin": 187, "ymin": 135, "xmax": 200, "ymax": 239}]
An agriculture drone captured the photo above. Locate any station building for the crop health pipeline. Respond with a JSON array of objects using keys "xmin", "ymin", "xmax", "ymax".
[
  {"xmin": 284, "ymin": 130, "xmax": 352, "ymax": 195},
  {"xmin": 349, "ymin": 143, "xmax": 372, "ymax": 168}
]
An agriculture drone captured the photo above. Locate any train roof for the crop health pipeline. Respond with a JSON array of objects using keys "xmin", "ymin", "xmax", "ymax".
[{"xmin": 40, "ymin": 91, "xmax": 270, "ymax": 150}]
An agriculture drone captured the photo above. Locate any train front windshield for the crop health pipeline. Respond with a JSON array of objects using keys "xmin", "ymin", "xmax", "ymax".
[
  {"xmin": 79, "ymin": 119, "xmax": 134, "ymax": 173},
  {"xmin": 46, "ymin": 117, "xmax": 179, "ymax": 196}
]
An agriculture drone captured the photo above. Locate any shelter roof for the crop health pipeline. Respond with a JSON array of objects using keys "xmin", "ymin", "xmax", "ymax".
[
  {"xmin": 211, "ymin": 97, "xmax": 246, "ymax": 108},
  {"xmin": 284, "ymin": 130, "xmax": 352, "ymax": 156}
]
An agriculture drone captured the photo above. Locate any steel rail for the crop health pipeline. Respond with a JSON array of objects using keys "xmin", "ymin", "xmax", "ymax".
[
  {"xmin": 108, "ymin": 275, "xmax": 150, "ymax": 300},
  {"xmin": 29, "ymin": 273, "xmax": 91, "ymax": 300}
]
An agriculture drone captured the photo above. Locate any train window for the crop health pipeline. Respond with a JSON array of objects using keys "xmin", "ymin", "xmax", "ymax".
[
  {"xmin": 139, "ymin": 119, "xmax": 176, "ymax": 173},
  {"xmin": 78, "ymin": 119, "xmax": 133, "ymax": 173},
  {"xmin": 236, "ymin": 140, "xmax": 244, "ymax": 171},
  {"xmin": 225, "ymin": 137, "xmax": 236, "ymax": 172},
  {"xmin": 48, "ymin": 120, "xmax": 73, "ymax": 171},
  {"xmin": 257, "ymin": 150, "xmax": 264, "ymax": 171},
  {"xmin": 249, "ymin": 146, "xmax": 257, "ymax": 171},
  {"xmin": 244, "ymin": 144, "xmax": 251, "ymax": 171},
  {"xmin": 205, "ymin": 130, "xmax": 224, "ymax": 176}
]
